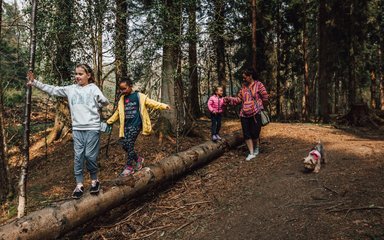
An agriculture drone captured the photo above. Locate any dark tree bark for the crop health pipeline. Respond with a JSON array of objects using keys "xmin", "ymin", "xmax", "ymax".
[
  {"xmin": 370, "ymin": 68, "xmax": 377, "ymax": 109},
  {"xmin": 380, "ymin": 8, "xmax": 384, "ymax": 110},
  {"xmin": 115, "ymin": 0, "xmax": 128, "ymax": 86},
  {"xmin": 226, "ymin": 50, "xmax": 234, "ymax": 96},
  {"xmin": 213, "ymin": 0, "xmax": 226, "ymax": 94},
  {"xmin": 0, "ymin": 0, "xmax": 10, "ymax": 204},
  {"xmin": 275, "ymin": 3, "xmax": 282, "ymax": 118},
  {"xmin": 251, "ymin": 0, "xmax": 257, "ymax": 71},
  {"xmin": 91, "ymin": 0, "xmax": 106, "ymax": 90},
  {"xmin": 318, "ymin": 0, "xmax": 330, "ymax": 123},
  {"xmin": 160, "ymin": 0, "xmax": 181, "ymax": 128},
  {"xmin": 188, "ymin": 0, "xmax": 201, "ymax": 118},
  {"xmin": 302, "ymin": 0, "xmax": 309, "ymax": 121},
  {"xmin": 18, "ymin": 0, "xmax": 38, "ymax": 218}
]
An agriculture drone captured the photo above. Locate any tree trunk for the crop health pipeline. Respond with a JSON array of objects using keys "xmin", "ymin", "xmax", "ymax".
[
  {"xmin": 95, "ymin": 0, "xmax": 104, "ymax": 90},
  {"xmin": 251, "ymin": 0, "xmax": 257, "ymax": 71},
  {"xmin": 0, "ymin": 133, "xmax": 243, "ymax": 240},
  {"xmin": 334, "ymin": 77, "xmax": 340, "ymax": 113},
  {"xmin": 35, "ymin": 0, "xmax": 74, "ymax": 151},
  {"xmin": 115, "ymin": 0, "xmax": 128, "ymax": 85},
  {"xmin": 302, "ymin": 0, "xmax": 309, "ymax": 121},
  {"xmin": 275, "ymin": 4, "xmax": 282, "ymax": 118},
  {"xmin": 90, "ymin": 0, "xmax": 105, "ymax": 90},
  {"xmin": 338, "ymin": 103, "xmax": 384, "ymax": 128},
  {"xmin": 347, "ymin": 2, "xmax": 356, "ymax": 108},
  {"xmin": 226, "ymin": 49, "xmax": 234, "ymax": 96},
  {"xmin": 370, "ymin": 68, "xmax": 377, "ymax": 109},
  {"xmin": 380, "ymin": 25, "xmax": 384, "ymax": 110},
  {"xmin": 318, "ymin": 0, "xmax": 330, "ymax": 123},
  {"xmin": 188, "ymin": 0, "xmax": 200, "ymax": 118},
  {"xmin": 160, "ymin": 0, "xmax": 181, "ymax": 128},
  {"xmin": 18, "ymin": 0, "xmax": 38, "ymax": 218},
  {"xmin": 0, "ymin": 0, "xmax": 10, "ymax": 203},
  {"xmin": 214, "ymin": 0, "xmax": 226, "ymax": 93}
]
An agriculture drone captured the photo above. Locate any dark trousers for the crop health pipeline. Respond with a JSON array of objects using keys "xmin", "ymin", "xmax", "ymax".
[
  {"xmin": 120, "ymin": 126, "xmax": 141, "ymax": 167},
  {"xmin": 241, "ymin": 113, "xmax": 262, "ymax": 140},
  {"xmin": 210, "ymin": 113, "xmax": 222, "ymax": 136}
]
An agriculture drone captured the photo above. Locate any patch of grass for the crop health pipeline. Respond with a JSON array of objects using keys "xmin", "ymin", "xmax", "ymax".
[
  {"xmin": 4, "ymin": 88, "xmax": 24, "ymax": 107},
  {"xmin": 7, "ymin": 204, "xmax": 17, "ymax": 219},
  {"xmin": 6, "ymin": 122, "xmax": 54, "ymax": 148}
]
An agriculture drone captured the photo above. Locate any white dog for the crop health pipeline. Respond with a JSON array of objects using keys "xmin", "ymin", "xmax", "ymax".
[{"xmin": 303, "ymin": 141, "xmax": 326, "ymax": 173}]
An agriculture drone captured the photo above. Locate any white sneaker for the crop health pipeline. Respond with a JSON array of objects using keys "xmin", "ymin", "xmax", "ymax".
[
  {"xmin": 245, "ymin": 153, "xmax": 256, "ymax": 161},
  {"xmin": 254, "ymin": 147, "xmax": 259, "ymax": 156}
]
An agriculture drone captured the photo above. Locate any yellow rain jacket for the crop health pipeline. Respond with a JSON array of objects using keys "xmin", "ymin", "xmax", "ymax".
[{"xmin": 107, "ymin": 93, "xmax": 168, "ymax": 137}]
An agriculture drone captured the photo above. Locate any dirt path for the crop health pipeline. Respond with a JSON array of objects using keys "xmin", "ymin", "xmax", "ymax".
[
  {"xmin": 3, "ymin": 120, "xmax": 383, "ymax": 239},
  {"xmin": 190, "ymin": 123, "xmax": 384, "ymax": 240},
  {"xmin": 71, "ymin": 122, "xmax": 383, "ymax": 240}
]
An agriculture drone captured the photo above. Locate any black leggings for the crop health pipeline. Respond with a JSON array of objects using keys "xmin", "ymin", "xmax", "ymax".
[
  {"xmin": 241, "ymin": 113, "xmax": 262, "ymax": 140},
  {"xmin": 120, "ymin": 126, "xmax": 141, "ymax": 167}
]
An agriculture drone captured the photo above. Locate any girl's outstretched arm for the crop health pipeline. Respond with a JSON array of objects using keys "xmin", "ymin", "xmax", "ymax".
[
  {"xmin": 27, "ymin": 71, "xmax": 68, "ymax": 97},
  {"xmin": 144, "ymin": 95, "xmax": 170, "ymax": 110},
  {"xmin": 224, "ymin": 96, "xmax": 242, "ymax": 106}
]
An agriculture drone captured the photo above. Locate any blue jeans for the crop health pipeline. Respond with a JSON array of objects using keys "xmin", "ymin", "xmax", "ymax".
[
  {"xmin": 73, "ymin": 130, "xmax": 100, "ymax": 184},
  {"xmin": 211, "ymin": 113, "xmax": 222, "ymax": 136}
]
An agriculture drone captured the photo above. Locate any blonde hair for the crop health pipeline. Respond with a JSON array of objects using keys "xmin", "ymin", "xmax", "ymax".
[{"xmin": 76, "ymin": 63, "xmax": 95, "ymax": 83}]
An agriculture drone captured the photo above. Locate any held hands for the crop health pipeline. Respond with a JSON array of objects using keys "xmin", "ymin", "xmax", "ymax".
[{"xmin": 26, "ymin": 70, "xmax": 35, "ymax": 86}]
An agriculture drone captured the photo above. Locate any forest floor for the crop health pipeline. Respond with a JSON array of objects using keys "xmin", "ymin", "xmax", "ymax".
[{"xmin": 1, "ymin": 100, "xmax": 384, "ymax": 240}]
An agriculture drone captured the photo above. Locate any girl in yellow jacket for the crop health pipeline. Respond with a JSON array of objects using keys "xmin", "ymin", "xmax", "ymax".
[{"xmin": 107, "ymin": 78, "xmax": 170, "ymax": 176}]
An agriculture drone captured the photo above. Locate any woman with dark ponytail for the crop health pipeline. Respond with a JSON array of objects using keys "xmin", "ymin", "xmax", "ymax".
[{"xmin": 226, "ymin": 68, "xmax": 269, "ymax": 161}]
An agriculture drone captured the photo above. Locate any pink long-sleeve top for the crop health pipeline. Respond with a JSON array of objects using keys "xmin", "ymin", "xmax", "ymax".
[
  {"xmin": 226, "ymin": 80, "xmax": 268, "ymax": 117},
  {"xmin": 207, "ymin": 94, "xmax": 226, "ymax": 114}
]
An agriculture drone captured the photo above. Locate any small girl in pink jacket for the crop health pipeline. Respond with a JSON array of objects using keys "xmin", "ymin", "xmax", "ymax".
[{"xmin": 208, "ymin": 86, "xmax": 226, "ymax": 141}]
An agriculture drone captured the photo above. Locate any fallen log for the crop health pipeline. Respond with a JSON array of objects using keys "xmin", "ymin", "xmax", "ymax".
[{"xmin": 0, "ymin": 132, "xmax": 243, "ymax": 240}]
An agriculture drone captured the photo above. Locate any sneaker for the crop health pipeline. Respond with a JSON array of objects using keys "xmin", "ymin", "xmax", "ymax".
[
  {"xmin": 120, "ymin": 165, "xmax": 135, "ymax": 177},
  {"xmin": 212, "ymin": 135, "xmax": 218, "ymax": 141},
  {"xmin": 72, "ymin": 185, "xmax": 84, "ymax": 199},
  {"xmin": 245, "ymin": 153, "xmax": 256, "ymax": 161},
  {"xmin": 90, "ymin": 180, "xmax": 100, "ymax": 194},
  {"xmin": 254, "ymin": 147, "xmax": 259, "ymax": 156},
  {"xmin": 216, "ymin": 134, "xmax": 222, "ymax": 140},
  {"xmin": 135, "ymin": 157, "xmax": 144, "ymax": 171}
]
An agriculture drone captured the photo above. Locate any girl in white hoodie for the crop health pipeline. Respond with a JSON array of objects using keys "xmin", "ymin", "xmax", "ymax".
[{"xmin": 27, "ymin": 64, "xmax": 109, "ymax": 199}]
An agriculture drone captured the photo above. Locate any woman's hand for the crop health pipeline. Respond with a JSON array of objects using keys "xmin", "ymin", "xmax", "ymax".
[
  {"xmin": 165, "ymin": 105, "xmax": 171, "ymax": 110},
  {"xmin": 26, "ymin": 70, "xmax": 35, "ymax": 86}
]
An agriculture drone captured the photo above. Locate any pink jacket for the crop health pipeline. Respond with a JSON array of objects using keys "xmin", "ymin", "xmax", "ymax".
[{"xmin": 208, "ymin": 95, "xmax": 226, "ymax": 114}]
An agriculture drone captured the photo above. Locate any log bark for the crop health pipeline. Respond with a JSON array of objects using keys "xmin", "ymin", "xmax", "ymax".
[{"xmin": 0, "ymin": 132, "xmax": 243, "ymax": 240}]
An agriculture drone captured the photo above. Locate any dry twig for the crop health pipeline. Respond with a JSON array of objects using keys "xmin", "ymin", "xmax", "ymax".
[
  {"xmin": 327, "ymin": 205, "xmax": 384, "ymax": 213},
  {"xmin": 130, "ymin": 231, "xmax": 157, "ymax": 240},
  {"xmin": 322, "ymin": 185, "xmax": 339, "ymax": 195}
]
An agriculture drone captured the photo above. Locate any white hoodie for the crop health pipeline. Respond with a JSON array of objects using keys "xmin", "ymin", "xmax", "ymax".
[{"xmin": 33, "ymin": 80, "xmax": 109, "ymax": 130}]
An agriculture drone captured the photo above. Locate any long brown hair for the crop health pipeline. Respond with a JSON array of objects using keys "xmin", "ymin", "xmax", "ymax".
[{"xmin": 76, "ymin": 63, "xmax": 95, "ymax": 83}]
